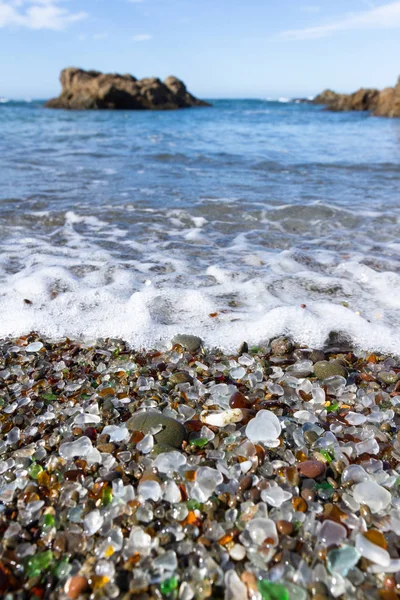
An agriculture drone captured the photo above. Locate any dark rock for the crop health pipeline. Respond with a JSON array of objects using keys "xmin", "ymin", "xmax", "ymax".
[
  {"xmin": 314, "ymin": 360, "xmax": 348, "ymax": 380},
  {"xmin": 313, "ymin": 76, "xmax": 400, "ymax": 117},
  {"xmin": 323, "ymin": 330, "xmax": 353, "ymax": 353},
  {"xmin": 128, "ymin": 410, "xmax": 186, "ymax": 448},
  {"xmin": 238, "ymin": 341, "xmax": 249, "ymax": 355},
  {"xmin": 46, "ymin": 67, "xmax": 210, "ymax": 111}
]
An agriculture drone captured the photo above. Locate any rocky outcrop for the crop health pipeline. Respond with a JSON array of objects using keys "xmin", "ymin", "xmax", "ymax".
[
  {"xmin": 46, "ymin": 67, "xmax": 210, "ymax": 110},
  {"xmin": 313, "ymin": 76, "xmax": 400, "ymax": 117}
]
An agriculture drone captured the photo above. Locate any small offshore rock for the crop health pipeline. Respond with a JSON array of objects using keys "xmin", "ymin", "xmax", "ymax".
[
  {"xmin": 128, "ymin": 411, "xmax": 186, "ymax": 448},
  {"xmin": 314, "ymin": 360, "xmax": 348, "ymax": 380},
  {"xmin": 298, "ymin": 460, "xmax": 326, "ymax": 479},
  {"xmin": 171, "ymin": 334, "xmax": 203, "ymax": 352},
  {"xmin": 270, "ymin": 336, "xmax": 293, "ymax": 356}
]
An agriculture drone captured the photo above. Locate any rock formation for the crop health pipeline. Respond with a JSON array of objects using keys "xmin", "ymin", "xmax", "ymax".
[
  {"xmin": 313, "ymin": 76, "xmax": 400, "ymax": 117},
  {"xmin": 46, "ymin": 67, "xmax": 210, "ymax": 110}
]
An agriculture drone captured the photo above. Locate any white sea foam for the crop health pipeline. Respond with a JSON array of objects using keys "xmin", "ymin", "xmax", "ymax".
[{"xmin": 0, "ymin": 208, "xmax": 399, "ymax": 353}]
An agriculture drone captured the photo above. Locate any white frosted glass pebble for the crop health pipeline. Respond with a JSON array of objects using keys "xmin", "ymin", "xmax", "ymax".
[
  {"xmin": 261, "ymin": 486, "xmax": 292, "ymax": 507},
  {"xmin": 353, "ymin": 481, "xmax": 391, "ymax": 513},
  {"xmin": 355, "ymin": 533, "xmax": 390, "ymax": 567},
  {"xmin": 245, "ymin": 410, "xmax": 281, "ymax": 446},
  {"xmin": 138, "ymin": 480, "xmax": 162, "ymax": 501},
  {"xmin": 59, "ymin": 436, "xmax": 93, "ymax": 460}
]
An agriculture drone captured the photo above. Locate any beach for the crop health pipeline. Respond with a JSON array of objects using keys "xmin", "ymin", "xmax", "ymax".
[
  {"xmin": 0, "ymin": 333, "xmax": 399, "ymax": 598},
  {"xmin": 1, "ymin": 97, "xmax": 400, "ymax": 599}
]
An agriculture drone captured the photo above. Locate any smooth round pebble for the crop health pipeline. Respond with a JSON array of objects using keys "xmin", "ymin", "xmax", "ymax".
[{"xmin": 298, "ymin": 460, "xmax": 326, "ymax": 479}]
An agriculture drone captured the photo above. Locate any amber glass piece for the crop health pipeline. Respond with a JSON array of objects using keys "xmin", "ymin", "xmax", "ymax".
[
  {"xmin": 37, "ymin": 471, "xmax": 51, "ymax": 487},
  {"xmin": 130, "ymin": 431, "xmax": 145, "ymax": 444},
  {"xmin": 292, "ymin": 497, "xmax": 308, "ymax": 512},
  {"xmin": 295, "ymin": 450, "xmax": 308, "ymax": 462},
  {"xmin": 367, "ymin": 354, "xmax": 378, "ymax": 363},
  {"xmin": 378, "ymin": 591, "xmax": 397, "ymax": 600},
  {"xmin": 364, "ymin": 530, "xmax": 388, "ymax": 550},
  {"xmin": 99, "ymin": 387, "xmax": 115, "ymax": 397},
  {"xmin": 218, "ymin": 534, "xmax": 233, "ymax": 546},
  {"xmin": 184, "ymin": 470, "xmax": 197, "ymax": 482}
]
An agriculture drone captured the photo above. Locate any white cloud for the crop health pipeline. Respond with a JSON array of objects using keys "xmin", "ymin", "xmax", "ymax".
[
  {"xmin": 0, "ymin": 0, "xmax": 87, "ymax": 30},
  {"xmin": 132, "ymin": 33, "xmax": 152, "ymax": 41},
  {"xmin": 279, "ymin": 1, "xmax": 400, "ymax": 40},
  {"xmin": 128, "ymin": 0, "xmax": 145, "ymax": 3}
]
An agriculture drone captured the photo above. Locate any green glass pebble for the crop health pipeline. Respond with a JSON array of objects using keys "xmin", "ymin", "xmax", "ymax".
[
  {"xmin": 258, "ymin": 580, "xmax": 289, "ymax": 600},
  {"xmin": 29, "ymin": 464, "xmax": 43, "ymax": 479},
  {"xmin": 315, "ymin": 481, "xmax": 333, "ymax": 491},
  {"xmin": 160, "ymin": 576, "xmax": 179, "ymax": 595},
  {"xmin": 102, "ymin": 487, "xmax": 113, "ymax": 506},
  {"xmin": 186, "ymin": 499, "xmax": 201, "ymax": 510},
  {"xmin": 53, "ymin": 558, "xmax": 71, "ymax": 579},
  {"xmin": 42, "ymin": 393, "xmax": 57, "ymax": 402},
  {"xmin": 43, "ymin": 514, "xmax": 55, "ymax": 527},
  {"xmin": 189, "ymin": 438, "xmax": 208, "ymax": 448},
  {"xmin": 327, "ymin": 545, "xmax": 361, "ymax": 577},
  {"xmin": 319, "ymin": 449, "xmax": 334, "ymax": 462},
  {"xmin": 25, "ymin": 550, "xmax": 53, "ymax": 578}
]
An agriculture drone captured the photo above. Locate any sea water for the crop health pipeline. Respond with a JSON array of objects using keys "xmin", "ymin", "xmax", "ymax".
[{"xmin": 0, "ymin": 99, "xmax": 400, "ymax": 352}]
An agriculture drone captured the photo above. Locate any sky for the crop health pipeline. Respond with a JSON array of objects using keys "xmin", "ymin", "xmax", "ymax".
[{"xmin": 1, "ymin": 0, "xmax": 400, "ymax": 98}]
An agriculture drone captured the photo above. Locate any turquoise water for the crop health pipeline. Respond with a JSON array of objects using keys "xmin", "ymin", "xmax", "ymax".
[{"xmin": 0, "ymin": 99, "xmax": 400, "ymax": 351}]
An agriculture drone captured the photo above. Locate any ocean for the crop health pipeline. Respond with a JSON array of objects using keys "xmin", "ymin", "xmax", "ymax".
[{"xmin": 1, "ymin": 98, "xmax": 400, "ymax": 352}]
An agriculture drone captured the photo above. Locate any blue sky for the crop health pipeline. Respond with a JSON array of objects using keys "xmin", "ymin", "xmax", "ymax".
[{"xmin": 1, "ymin": 0, "xmax": 400, "ymax": 98}]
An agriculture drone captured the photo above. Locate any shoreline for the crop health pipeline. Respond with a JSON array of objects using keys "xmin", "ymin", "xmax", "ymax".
[{"xmin": 0, "ymin": 333, "xmax": 399, "ymax": 599}]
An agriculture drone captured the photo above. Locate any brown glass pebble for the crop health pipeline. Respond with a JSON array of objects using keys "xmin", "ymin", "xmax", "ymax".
[
  {"xmin": 276, "ymin": 520, "xmax": 293, "ymax": 535},
  {"xmin": 229, "ymin": 391, "xmax": 251, "ymax": 408}
]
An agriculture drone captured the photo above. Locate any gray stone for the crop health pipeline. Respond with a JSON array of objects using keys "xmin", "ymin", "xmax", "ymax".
[
  {"xmin": 150, "ymin": 442, "xmax": 178, "ymax": 456},
  {"xmin": 171, "ymin": 334, "xmax": 203, "ymax": 353},
  {"xmin": 128, "ymin": 411, "xmax": 186, "ymax": 448},
  {"xmin": 314, "ymin": 360, "xmax": 348, "ymax": 380},
  {"xmin": 377, "ymin": 371, "xmax": 399, "ymax": 385},
  {"xmin": 270, "ymin": 336, "xmax": 293, "ymax": 356},
  {"xmin": 169, "ymin": 372, "xmax": 193, "ymax": 385}
]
